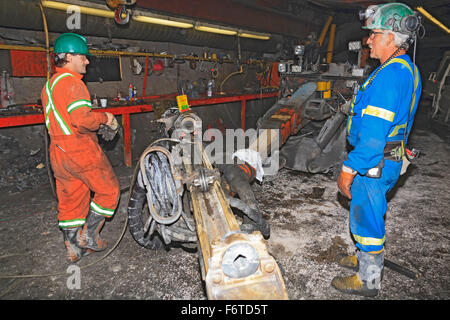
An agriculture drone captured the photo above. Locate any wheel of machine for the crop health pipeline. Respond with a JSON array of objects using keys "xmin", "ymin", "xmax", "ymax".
[{"xmin": 127, "ymin": 181, "xmax": 165, "ymax": 250}]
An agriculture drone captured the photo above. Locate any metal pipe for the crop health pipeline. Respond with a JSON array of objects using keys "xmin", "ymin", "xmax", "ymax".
[
  {"xmin": 416, "ymin": 6, "xmax": 450, "ymax": 34},
  {"xmin": 318, "ymin": 16, "xmax": 333, "ymax": 47},
  {"xmin": 326, "ymin": 24, "xmax": 336, "ymax": 64}
]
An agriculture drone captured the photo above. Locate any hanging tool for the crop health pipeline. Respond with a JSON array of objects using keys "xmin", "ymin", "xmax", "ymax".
[
  {"xmin": 106, "ymin": 0, "xmax": 135, "ymax": 25},
  {"xmin": 114, "ymin": 5, "xmax": 130, "ymax": 25}
]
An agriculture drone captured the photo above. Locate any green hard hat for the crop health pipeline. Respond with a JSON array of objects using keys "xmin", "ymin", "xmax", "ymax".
[
  {"xmin": 361, "ymin": 3, "xmax": 417, "ymax": 35},
  {"xmin": 53, "ymin": 33, "xmax": 90, "ymax": 55}
]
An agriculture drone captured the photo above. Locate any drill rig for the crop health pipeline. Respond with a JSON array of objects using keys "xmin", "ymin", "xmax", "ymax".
[
  {"xmin": 127, "ymin": 110, "xmax": 287, "ymax": 300},
  {"xmin": 126, "ymin": 35, "xmax": 365, "ymax": 299}
]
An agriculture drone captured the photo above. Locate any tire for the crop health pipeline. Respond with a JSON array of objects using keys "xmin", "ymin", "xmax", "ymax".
[{"xmin": 127, "ymin": 181, "xmax": 165, "ymax": 250}]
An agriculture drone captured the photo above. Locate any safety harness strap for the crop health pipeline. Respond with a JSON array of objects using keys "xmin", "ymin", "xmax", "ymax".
[{"xmin": 387, "ymin": 58, "xmax": 419, "ymax": 139}]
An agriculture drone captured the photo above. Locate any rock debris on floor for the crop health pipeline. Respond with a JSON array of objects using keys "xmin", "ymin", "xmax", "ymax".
[{"xmin": 0, "ymin": 126, "xmax": 449, "ymax": 300}]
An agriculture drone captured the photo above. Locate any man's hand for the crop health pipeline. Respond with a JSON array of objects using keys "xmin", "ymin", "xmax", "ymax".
[
  {"xmin": 105, "ymin": 112, "xmax": 115, "ymax": 127},
  {"xmin": 337, "ymin": 166, "xmax": 356, "ymax": 199},
  {"xmin": 98, "ymin": 112, "xmax": 120, "ymax": 141}
]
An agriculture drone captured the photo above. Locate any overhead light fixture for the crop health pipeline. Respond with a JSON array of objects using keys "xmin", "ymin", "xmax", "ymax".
[
  {"xmin": 132, "ymin": 11, "xmax": 193, "ymax": 29},
  {"xmin": 194, "ymin": 22, "xmax": 237, "ymax": 36},
  {"xmin": 42, "ymin": 1, "xmax": 193, "ymax": 28},
  {"xmin": 238, "ymin": 30, "xmax": 271, "ymax": 40},
  {"xmin": 41, "ymin": 0, "xmax": 115, "ymax": 18}
]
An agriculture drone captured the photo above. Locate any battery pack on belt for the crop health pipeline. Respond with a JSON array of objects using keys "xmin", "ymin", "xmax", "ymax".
[
  {"xmin": 365, "ymin": 141, "xmax": 402, "ymax": 178},
  {"xmin": 383, "ymin": 141, "xmax": 403, "ymax": 162}
]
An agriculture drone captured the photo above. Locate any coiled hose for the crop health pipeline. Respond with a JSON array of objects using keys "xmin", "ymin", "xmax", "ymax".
[{"xmin": 128, "ymin": 136, "xmax": 196, "ymax": 249}]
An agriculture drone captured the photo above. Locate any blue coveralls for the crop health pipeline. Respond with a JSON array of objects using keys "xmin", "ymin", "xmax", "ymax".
[{"xmin": 344, "ymin": 54, "xmax": 422, "ymax": 253}]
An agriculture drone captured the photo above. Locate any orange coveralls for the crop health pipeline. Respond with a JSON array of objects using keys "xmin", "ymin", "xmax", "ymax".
[{"xmin": 41, "ymin": 67, "xmax": 120, "ymax": 229}]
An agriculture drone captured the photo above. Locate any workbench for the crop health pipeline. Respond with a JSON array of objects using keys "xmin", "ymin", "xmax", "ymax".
[{"xmin": 0, "ymin": 91, "xmax": 278, "ymax": 167}]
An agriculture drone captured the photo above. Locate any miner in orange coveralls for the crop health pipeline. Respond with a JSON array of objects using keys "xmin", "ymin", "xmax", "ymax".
[{"xmin": 41, "ymin": 33, "xmax": 120, "ymax": 262}]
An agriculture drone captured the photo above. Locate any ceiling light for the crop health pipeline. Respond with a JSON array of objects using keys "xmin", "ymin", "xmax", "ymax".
[
  {"xmin": 194, "ymin": 23, "xmax": 237, "ymax": 36},
  {"xmin": 238, "ymin": 31, "xmax": 271, "ymax": 40},
  {"xmin": 132, "ymin": 12, "xmax": 193, "ymax": 29},
  {"xmin": 41, "ymin": 0, "xmax": 114, "ymax": 18}
]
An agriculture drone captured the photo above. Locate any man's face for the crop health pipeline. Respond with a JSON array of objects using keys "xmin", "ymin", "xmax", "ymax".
[
  {"xmin": 366, "ymin": 29, "xmax": 388, "ymax": 60},
  {"xmin": 66, "ymin": 53, "xmax": 90, "ymax": 74}
]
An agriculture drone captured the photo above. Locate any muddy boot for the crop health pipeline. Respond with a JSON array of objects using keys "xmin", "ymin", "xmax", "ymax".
[
  {"xmin": 78, "ymin": 211, "xmax": 108, "ymax": 251},
  {"xmin": 331, "ymin": 250, "xmax": 384, "ymax": 297},
  {"xmin": 337, "ymin": 253, "xmax": 358, "ymax": 271},
  {"xmin": 62, "ymin": 227, "xmax": 88, "ymax": 263}
]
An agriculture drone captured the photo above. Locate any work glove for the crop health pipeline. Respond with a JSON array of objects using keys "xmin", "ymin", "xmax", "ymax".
[
  {"xmin": 98, "ymin": 117, "xmax": 120, "ymax": 141},
  {"xmin": 337, "ymin": 165, "xmax": 356, "ymax": 199}
]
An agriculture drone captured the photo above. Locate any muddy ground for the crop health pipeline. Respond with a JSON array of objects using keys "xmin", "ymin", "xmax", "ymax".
[{"xmin": 0, "ymin": 110, "xmax": 449, "ymax": 303}]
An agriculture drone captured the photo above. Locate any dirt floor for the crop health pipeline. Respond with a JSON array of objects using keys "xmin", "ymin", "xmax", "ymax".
[{"xmin": 0, "ymin": 110, "xmax": 449, "ymax": 302}]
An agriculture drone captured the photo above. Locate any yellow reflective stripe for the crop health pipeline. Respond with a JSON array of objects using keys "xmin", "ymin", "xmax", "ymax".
[
  {"xmin": 347, "ymin": 99, "xmax": 355, "ymax": 134},
  {"xmin": 351, "ymin": 58, "xmax": 418, "ymax": 135},
  {"xmin": 385, "ymin": 59, "xmax": 419, "ymax": 137},
  {"xmin": 410, "ymin": 65, "xmax": 419, "ymax": 113},
  {"xmin": 388, "ymin": 123, "xmax": 406, "ymax": 137},
  {"xmin": 389, "ymin": 59, "xmax": 419, "ymax": 113},
  {"xmin": 362, "ymin": 105, "xmax": 395, "ymax": 122},
  {"xmin": 353, "ymin": 234, "xmax": 386, "ymax": 246},
  {"xmin": 388, "ymin": 58, "xmax": 412, "ymax": 74}
]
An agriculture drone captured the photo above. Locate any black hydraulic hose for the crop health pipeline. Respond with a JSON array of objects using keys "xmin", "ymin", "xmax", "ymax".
[
  {"xmin": 142, "ymin": 150, "xmax": 182, "ymax": 225},
  {"xmin": 226, "ymin": 196, "xmax": 270, "ymax": 238},
  {"xmin": 221, "ymin": 164, "xmax": 270, "ymax": 238},
  {"xmin": 128, "ymin": 135, "xmax": 196, "ymax": 248},
  {"xmin": 315, "ymin": 111, "xmax": 347, "ymax": 150}
]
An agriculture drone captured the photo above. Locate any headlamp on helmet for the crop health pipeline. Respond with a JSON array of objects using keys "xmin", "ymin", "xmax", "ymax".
[
  {"xmin": 360, "ymin": 3, "xmax": 421, "ymax": 36},
  {"xmin": 359, "ymin": 5, "xmax": 377, "ymax": 21}
]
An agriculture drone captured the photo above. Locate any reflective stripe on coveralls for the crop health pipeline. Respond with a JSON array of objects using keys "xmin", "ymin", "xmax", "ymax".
[
  {"xmin": 58, "ymin": 218, "xmax": 86, "ymax": 229},
  {"xmin": 347, "ymin": 58, "xmax": 419, "ymax": 142},
  {"xmin": 345, "ymin": 56, "xmax": 421, "ymax": 252},
  {"xmin": 42, "ymin": 69, "xmax": 120, "ymax": 230},
  {"xmin": 44, "ymin": 74, "xmax": 93, "ymax": 135},
  {"xmin": 67, "ymin": 99, "xmax": 92, "ymax": 113},
  {"xmin": 44, "ymin": 73, "xmax": 74, "ymax": 135},
  {"xmin": 90, "ymin": 200, "xmax": 115, "ymax": 217}
]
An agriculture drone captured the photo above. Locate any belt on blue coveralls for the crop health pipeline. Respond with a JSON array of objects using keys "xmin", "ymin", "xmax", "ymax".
[
  {"xmin": 365, "ymin": 141, "xmax": 403, "ymax": 178},
  {"xmin": 383, "ymin": 141, "xmax": 404, "ymax": 162}
]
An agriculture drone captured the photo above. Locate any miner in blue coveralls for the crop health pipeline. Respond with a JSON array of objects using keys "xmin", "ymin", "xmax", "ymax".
[{"xmin": 332, "ymin": 3, "xmax": 422, "ymax": 297}]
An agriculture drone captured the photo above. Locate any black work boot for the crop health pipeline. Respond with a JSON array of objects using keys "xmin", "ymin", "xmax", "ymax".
[
  {"xmin": 78, "ymin": 211, "xmax": 108, "ymax": 251},
  {"xmin": 62, "ymin": 227, "xmax": 90, "ymax": 262}
]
